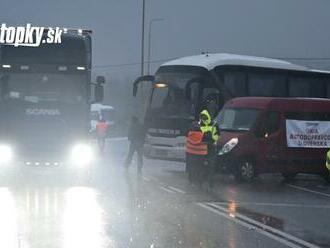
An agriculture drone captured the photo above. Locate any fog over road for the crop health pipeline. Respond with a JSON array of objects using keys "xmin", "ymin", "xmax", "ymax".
[{"xmin": 0, "ymin": 138, "xmax": 329, "ymax": 248}]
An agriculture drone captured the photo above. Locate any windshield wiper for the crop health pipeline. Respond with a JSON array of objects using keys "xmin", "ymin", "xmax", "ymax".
[{"xmin": 237, "ymin": 127, "xmax": 250, "ymax": 131}]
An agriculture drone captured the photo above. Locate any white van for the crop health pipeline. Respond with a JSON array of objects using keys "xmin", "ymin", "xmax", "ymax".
[{"xmin": 90, "ymin": 103, "xmax": 115, "ymax": 133}]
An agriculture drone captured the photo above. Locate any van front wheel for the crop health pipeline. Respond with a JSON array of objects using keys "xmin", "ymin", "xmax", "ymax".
[{"xmin": 235, "ymin": 161, "xmax": 255, "ymax": 182}]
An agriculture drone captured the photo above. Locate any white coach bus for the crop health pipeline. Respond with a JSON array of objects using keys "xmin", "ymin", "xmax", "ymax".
[{"xmin": 133, "ymin": 53, "xmax": 330, "ymax": 161}]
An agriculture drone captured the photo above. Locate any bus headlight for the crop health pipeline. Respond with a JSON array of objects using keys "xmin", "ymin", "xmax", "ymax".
[
  {"xmin": 71, "ymin": 143, "xmax": 94, "ymax": 166},
  {"xmin": 0, "ymin": 144, "xmax": 13, "ymax": 164},
  {"xmin": 218, "ymin": 138, "xmax": 238, "ymax": 155}
]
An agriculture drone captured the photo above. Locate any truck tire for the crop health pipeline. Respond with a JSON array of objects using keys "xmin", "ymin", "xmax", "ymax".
[
  {"xmin": 281, "ymin": 172, "xmax": 297, "ymax": 182},
  {"xmin": 235, "ymin": 161, "xmax": 255, "ymax": 182}
]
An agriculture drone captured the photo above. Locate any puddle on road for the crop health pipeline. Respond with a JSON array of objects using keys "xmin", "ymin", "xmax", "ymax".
[{"xmin": 233, "ymin": 203, "xmax": 284, "ymax": 230}]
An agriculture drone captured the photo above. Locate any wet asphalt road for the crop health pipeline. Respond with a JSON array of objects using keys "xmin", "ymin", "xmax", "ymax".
[{"xmin": 0, "ymin": 138, "xmax": 330, "ymax": 248}]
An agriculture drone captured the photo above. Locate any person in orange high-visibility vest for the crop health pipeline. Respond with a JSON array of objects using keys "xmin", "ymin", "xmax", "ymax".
[
  {"xmin": 96, "ymin": 117, "xmax": 109, "ymax": 155},
  {"xmin": 186, "ymin": 121, "xmax": 208, "ymax": 185},
  {"xmin": 186, "ymin": 109, "xmax": 219, "ymax": 187}
]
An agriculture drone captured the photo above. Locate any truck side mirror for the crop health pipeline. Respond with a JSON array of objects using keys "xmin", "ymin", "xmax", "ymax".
[
  {"xmin": 94, "ymin": 76, "xmax": 105, "ymax": 103},
  {"xmin": 95, "ymin": 84, "xmax": 104, "ymax": 102}
]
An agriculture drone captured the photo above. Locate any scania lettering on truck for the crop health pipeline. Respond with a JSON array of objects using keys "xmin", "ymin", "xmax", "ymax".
[
  {"xmin": 133, "ymin": 53, "xmax": 330, "ymax": 161},
  {"xmin": 0, "ymin": 29, "xmax": 104, "ymax": 172},
  {"xmin": 217, "ymin": 97, "xmax": 330, "ymax": 182}
]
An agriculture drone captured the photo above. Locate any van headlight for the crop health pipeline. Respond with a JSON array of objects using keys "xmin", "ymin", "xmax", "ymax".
[
  {"xmin": 0, "ymin": 144, "xmax": 13, "ymax": 164},
  {"xmin": 71, "ymin": 143, "xmax": 94, "ymax": 166},
  {"xmin": 218, "ymin": 138, "xmax": 238, "ymax": 155}
]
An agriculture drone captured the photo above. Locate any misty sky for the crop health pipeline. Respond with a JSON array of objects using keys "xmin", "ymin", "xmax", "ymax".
[{"xmin": 2, "ymin": 0, "xmax": 330, "ymax": 79}]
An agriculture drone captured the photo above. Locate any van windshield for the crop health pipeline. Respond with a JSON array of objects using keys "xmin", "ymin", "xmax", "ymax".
[{"xmin": 218, "ymin": 108, "xmax": 260, "ymax": 131}]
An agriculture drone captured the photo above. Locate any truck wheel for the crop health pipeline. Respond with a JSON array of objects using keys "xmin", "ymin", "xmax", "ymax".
[
  {"xmin": 235, "ymin": 161, "xmax": 255, "ymax": 182},
  {"xmin": 281, "ymin": 172, "xmax": 297, "ymax": 182}
]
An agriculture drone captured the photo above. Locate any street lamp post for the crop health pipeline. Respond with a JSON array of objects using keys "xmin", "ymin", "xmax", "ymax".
[
  {"xmin": 147, "ymin": 18, "xmax": 164, "ymax": 75},
  {"xmin": 140, "ymin": 0, "xmax": 146, "ymax": 76}
]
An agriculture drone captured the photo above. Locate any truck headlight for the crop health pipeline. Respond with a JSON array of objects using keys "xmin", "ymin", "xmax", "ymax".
[
  {"xmin": 0, "ymin": 144, "xmax": 13, "ymax": 164},
  {"xmin": 218, "ymin": 138, "xmax": 238, "ymax": 155},
  {"xmin": 71, "ymin": 143, "xmax": 94, "ymax": 166}
]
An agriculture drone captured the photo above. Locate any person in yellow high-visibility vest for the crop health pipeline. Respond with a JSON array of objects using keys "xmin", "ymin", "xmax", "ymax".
[
  {"xmin": 326, "ymin": 149, "xmax": 330, "ymax": 175},
  {"xmin": 324, "ymin": 149, "xmax": 330, "ymax": 183},
  {"xmin": 186, "ymin": 109, "xmax": 219, "ymax": 187},
  {"xmin": 199, "ymin": 109, "xmax": 219, "ymax": 188}
]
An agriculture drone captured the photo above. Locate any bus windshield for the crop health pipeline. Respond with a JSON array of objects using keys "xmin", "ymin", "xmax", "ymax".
[
  {"xmin": 218, "ymin": 108, "xmax": 260, "ymax": 131},
  {"xmin": 0, "ymin": 73, "xmax": 87, "ymax": 103},
  {"xmin": 150, "ymin": 70, "xmax": 206, "ymax": 119}
]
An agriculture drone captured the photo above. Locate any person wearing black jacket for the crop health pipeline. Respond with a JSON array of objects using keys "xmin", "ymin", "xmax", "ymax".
[{"xmin": 124, "ymin": 116, "xmax": 146, "ymax": 173}]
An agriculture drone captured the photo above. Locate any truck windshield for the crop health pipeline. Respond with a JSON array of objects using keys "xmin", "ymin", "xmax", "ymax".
[
  {"xmin": 0, "ymin": 73, "xmax": 87, "ymax": 103},
  {"xmin": 1, "ymin": 36, "xmax": 88, "ymax": 65},
  {"xmin": 218, "ymin": 108, "xmax": 260, "ymax": 131},
  {"xmin": 150, "ymin": 71, "xmax": 204, "ymax": 119}
]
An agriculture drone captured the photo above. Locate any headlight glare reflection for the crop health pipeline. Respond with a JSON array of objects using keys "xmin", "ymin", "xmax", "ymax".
[
  {"xmin": 71, "ymin": 143, "xmax": 94, "ymax": 166},
  {"xmin": 0, "ymin": 145, "xmax": 13, "ymax": 164}
]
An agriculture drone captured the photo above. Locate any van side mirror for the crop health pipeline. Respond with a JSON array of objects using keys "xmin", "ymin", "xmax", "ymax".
[{"xmin": 255, "ymin": 126, "xmax": 269, "ymax": 138}]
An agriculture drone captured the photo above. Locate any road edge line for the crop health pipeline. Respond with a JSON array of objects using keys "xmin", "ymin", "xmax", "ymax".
[
  {"xmin": 287, "ymin": 184, "xmax": 330, "ymax": 198},
  {"xmin": 197, "ymin": 202, "xmax": 320, "ymax": 248}
]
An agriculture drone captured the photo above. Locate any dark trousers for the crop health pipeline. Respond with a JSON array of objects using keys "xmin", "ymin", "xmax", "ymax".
[
  {"xmin": 186, "ymin": 153, "xmax": 207, "ymax": 184},
  {"xmin": 186, "ymin": 153, "xmax": 215, "ymax": 186},
  {"xmin": 125, "ymin": 142, "xmax": 143, "ymax": 169}
]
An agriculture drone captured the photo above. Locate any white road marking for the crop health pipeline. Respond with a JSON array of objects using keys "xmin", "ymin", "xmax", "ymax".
[
  {"xmin": 210, "ymin": 201, "xmax": 330, "ymax": 209},
  {"xmin": 209, "ymin": 203, "xmax": 320, "ymax": 248},
  {"xmin": 168, "ymin": 186, "xmax": 186, "ymax": 194},
  {"xmin": 107, "ymin": 137, "xmax": 128, "ymax": 141},
  {"xmin": 160, "ymin": 186, "xmax": 176, "ymax": 194},
  {"xmin": 148, "ymin": 176, "xmax": 159, "ymax": 182},
  {"xmin": 287, "ymin": 184, "xmax": 330, "ymax": 198},
  {"xmin": 142, "ymin": 176, "xmax": 151, "ymax": 182},
  {"xmin": 197, "ymin": 202, "xmax": 320, "ymax": 248}
]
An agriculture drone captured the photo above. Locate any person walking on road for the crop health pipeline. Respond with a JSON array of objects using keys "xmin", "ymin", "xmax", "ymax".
[
  {"xmin": 124, "ymin": 116, "xmax": 146, "ymax": 174},
  {"xmin": 96, "ymin": 116, "xmax": 109, "ymax": 155}
]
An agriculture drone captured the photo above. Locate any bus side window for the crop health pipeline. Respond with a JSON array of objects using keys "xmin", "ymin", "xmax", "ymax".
[
  {"xmin": 202, "ymin": 87, "xmax": 220, "ymax": 118},
  {"xmin": 223, "ymin": 71, "xmax": 247, "ymax": 97},
  {"xmin": 186, "ymin": 82, "xmax": 200, "ymax": 118},
  {"xmin": 248, "ymin": 73, "xmax": 286, "ymax": 97},
  {"xmin": 326, "ymin": 81, "xmax": 330, "ymax": 98},
  {"xmin": 289, "ymin": 77, "xmax": 327, "ymax": 98},
  {"xmin": 310, "ymin": 79, "xmax": 325, "ymax": 98},
  {"xmin": 289, "ymin": 77, "xmax": 310, "ymax": 97}
]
